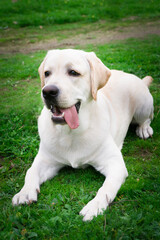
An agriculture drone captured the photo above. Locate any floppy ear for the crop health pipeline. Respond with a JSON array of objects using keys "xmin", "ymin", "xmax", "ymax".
[
  {"xmin": 86, "ymin": 52, "xmax": 111, "ymax": 100},
  {"xmin": 38, "ymin": 59, "xmax": 45, "ymax": 88}
]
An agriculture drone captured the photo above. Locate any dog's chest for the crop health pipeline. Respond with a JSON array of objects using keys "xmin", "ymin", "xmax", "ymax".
[
  {"xmin": 39, "ymin": 107, "xmax": 106, "ymax": 168},
  {"xmin": 45, "ymin": 127, "xmax": 102, "ymax": 168}
]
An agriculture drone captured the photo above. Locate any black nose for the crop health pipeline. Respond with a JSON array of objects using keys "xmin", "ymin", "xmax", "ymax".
[{"xmin": 42, "ymin": 85, "xmax": 59, "ymax": 99}]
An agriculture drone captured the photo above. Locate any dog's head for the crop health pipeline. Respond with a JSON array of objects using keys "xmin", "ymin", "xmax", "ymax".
[{"xmin": 38, "ymin": 49, "xmax": 111, "ymax": 129}]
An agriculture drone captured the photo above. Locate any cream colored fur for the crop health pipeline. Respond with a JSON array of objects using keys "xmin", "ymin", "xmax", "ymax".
[{"xmin": 12, "ymin": 49, "xmax": 154, "ymax": 221}]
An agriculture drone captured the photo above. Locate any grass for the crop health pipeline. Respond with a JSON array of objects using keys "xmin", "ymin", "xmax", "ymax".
[
  {"xmin": 0, "ymin": 36, "xmax": 160, "ymax": 240},
  {"xmin": 0, "ymin": 0, "xmax": 160, "ymax": 239},
  {"xmin": 1, "ymin": 0, "xmax": 160, "ymax": 50},
  {"xmin": 0, "ymin": 0, "xmax": 160, "ymax": 28}
]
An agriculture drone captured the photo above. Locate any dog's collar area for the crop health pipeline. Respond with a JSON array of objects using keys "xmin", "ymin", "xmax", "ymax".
[{"xmin": 50, "ymin": 101, "xmax": 81, "ymax": 129}]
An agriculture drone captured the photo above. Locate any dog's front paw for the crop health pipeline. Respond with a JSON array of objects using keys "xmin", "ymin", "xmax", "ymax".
[
  {"xmin": 12, "ymin": 186, "xmax": 40, "ymax": 206},
  {"xmin": 80, "ymin": 195, "xmax": 108, "ymax": 221}
]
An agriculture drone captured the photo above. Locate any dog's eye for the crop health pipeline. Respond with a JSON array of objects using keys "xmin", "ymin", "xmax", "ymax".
[
  {"xmin": 68, "ymin": 70, "xmax": 80, "ymax": 77},
  {"xmin": 44, "ymin": 71, "xmax": 51, "ymax": 77}
]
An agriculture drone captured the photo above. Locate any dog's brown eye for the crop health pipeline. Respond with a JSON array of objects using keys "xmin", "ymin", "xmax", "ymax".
[
  {"xmin": 68, "ymin": 70, "xmax": 80, "ymax": 76},
  {"xmin": 44, "ymin": 71, "xmax": 51, "ymax": 77}
]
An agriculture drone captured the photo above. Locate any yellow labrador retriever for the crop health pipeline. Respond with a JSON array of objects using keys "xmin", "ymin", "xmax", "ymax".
[{"xmin": 12, "ymin": 49, "xmax": 154, "ymax": 221}]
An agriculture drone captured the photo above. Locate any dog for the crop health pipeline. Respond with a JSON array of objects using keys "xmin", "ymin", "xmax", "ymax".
[{"xmin": 12, "ymin": 49, "xmax": 154, "ymax": 221}]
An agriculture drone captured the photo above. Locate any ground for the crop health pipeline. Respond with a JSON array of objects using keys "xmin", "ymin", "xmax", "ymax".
[
  {"xmin": 0, "ymin": 4, "xmax": 160, "ymax": 239},
  {"xmin": 0, "ymin": 20, "xmax": 160, "ymax": 54}
]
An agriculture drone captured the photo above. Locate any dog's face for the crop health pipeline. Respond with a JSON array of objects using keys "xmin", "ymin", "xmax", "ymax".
[{"xmin": 38, "ymin": 49, "xmax": 111, "ymax": 129}]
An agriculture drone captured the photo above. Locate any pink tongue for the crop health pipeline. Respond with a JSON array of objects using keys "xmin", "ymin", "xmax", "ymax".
[{"xmin": 60, "ymin": 105, "xmax": 79, "ymax": 129}]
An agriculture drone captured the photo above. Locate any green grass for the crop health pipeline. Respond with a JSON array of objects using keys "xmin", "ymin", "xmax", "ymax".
[
  {"xmin": 0, "ymin": 36, "xmax": 160, "ymax": 239},
  {"xmin": 0, "ymin": 0, "xmax": 160, "ymax": 239},
  {"xmin": 0, "ymin": 0, "xmax": 160, "ymax": 28},
  {"xmin": 1, "ymin": 0, "xmax": 159, "ymax": 52}
]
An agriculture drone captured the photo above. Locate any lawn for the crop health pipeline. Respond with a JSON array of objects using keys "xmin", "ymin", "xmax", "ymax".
[
  {"xmin": 0, "ymin": 1, "xmax": 160, "ymax": 239},
  {"xmin": 1, "ymin": 0, "xmax": 160, "ymax": 28}
]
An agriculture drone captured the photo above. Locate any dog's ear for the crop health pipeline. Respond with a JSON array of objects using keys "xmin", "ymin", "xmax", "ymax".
[
  {"xmin": 38, "ymin": 59, "xmax": 46, "ymax": 88},
  {"xmin": 86, "ymin": 52, "xmax": 111, "ymax": 100}
]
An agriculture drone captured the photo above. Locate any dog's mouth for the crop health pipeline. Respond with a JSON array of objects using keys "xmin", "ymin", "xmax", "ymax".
[{"xmin": 50, "ymin": 101, "xmax": 81, "ymax": 129}]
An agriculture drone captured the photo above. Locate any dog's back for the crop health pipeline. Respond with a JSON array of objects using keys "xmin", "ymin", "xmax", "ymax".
[{"xmin": 100, "ymin": 70, "xmax": 153, "ymax": 145}]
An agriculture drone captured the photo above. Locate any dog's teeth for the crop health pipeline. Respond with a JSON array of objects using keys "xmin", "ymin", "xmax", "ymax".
[{"xmin": 52, "ymin": 112, "xmax": 64, "ymax": 118}]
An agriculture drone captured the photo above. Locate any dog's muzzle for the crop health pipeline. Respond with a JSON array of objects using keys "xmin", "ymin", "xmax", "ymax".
[{"xmin": 42, "ymin": 85, "xmax": 81, "ymax": 129}]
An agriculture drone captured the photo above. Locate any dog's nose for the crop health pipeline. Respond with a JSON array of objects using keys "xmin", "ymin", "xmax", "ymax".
[{"xmin": 42, "ymin": 85, "xmax": 59, "ymax": 99}]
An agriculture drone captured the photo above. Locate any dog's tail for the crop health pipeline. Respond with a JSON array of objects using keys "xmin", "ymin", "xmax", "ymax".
[{"xmin": 142, "ymin": 76, "xmax": 153, "ymax": 87}]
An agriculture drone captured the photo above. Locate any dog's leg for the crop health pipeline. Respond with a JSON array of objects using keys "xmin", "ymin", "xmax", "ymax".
[
  {"xmin": 12, "ymin": 150, "xmax": 62, "ymax": 205},
  {"xmin": 80, "ymin": 139, "xmax": 128, "ymax": 221}
]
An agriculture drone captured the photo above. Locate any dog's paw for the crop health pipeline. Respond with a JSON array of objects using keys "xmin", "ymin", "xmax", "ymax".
[
  {"xmin": 80, "ymin": 195, "xmax": 108, "ymax": 221},
  {"xmin": 136, "ymin": 123, "xmax": 153, "ymax": 139},
  {"xmin": 12, "ymin": 186, "xmax": 40, "ymax": 206}
]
